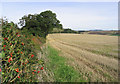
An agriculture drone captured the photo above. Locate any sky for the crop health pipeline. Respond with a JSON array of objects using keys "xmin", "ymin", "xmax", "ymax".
[
  {"xmin": 0, "ymin": 0, "xmax": 119, "ymax": 2},
  {"xmin": 0, "ymin": 1, "xmax": 118, "ymax": 30}
]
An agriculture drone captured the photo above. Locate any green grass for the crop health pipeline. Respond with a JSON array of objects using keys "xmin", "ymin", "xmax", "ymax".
[{"xmin": 46, "ymin": 45, "xmax": 87, "ymax": 82}]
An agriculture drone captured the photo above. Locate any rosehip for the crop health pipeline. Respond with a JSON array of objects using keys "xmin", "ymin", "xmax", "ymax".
[
  {"xmin": 6, "ymin": 38, "xmax": 8, "ymax": 40},
  {"xmin": 0, "ymin": 68, "xmax": 1, "ymax": 72},
  {"xmin": 32, "ymin": 72, "xmax": 34, "ymax": 75},
  {"xmin": 41, "ymin": 67, "xmax": 43, "ymax": 70},
  {"xmin": 21, "ymin": 42, "xmax": 24, "ymax": 45},
  {"xmin": 10, "ymin": 53, "xmax": 12, "ymax": 57},
  {"xmin": 3, "ymin": 45, "xmax": 6, "ymax": 47},
  {"xmin": 37, "ymin": 71, "xmax": 40, "ymax": 73},
  {"xmin": 21, "ymin": 52, "xmax": 23, "ymax": 54},
  {"xmin": 31, "ymin": 54, "xmax": 34, "ymax": 58},
  {"xmin": 10, "ymin": 43, "xmax": 12, "ymax": 45},
  {"xmin": 8, "ymin": 57, "xmax": 12, "ymax": 62},
  {"xmin": 18, "ymin": 76, "xmax": 20, "ymax": 78},
  {"xmin": 34, "ymin": 70, "xmax": 36, "ymax": 72},
  {"xmin": 15, "ymin": 68, "xmax": 19, "ymax": 72}
]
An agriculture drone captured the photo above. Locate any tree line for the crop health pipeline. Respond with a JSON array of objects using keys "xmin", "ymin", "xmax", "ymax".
[
  {"xmin": 51, "ymin": 28, "xmax": 86, "ymax": 34},
  {"xmin": 1, "ymin": 10, "xmax": 85, "ymax": 38},
  {"xmin": 18, "ymin": 10, "xmax": 63, "ymax": 38}
]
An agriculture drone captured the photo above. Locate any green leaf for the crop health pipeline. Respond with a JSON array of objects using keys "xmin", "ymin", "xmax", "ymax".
[
  {"xmin": 2, "ymin": 72, "xmax": 4, "ymax": 75},
  {"xmin": 2, "ymin": 51, "xmax": 5, "ymax": 58}
]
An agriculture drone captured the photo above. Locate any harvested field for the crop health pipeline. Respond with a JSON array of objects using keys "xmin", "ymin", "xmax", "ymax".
[{"xmin": 47, "ymin": 33, "xmax": 118, "ymax": 82}]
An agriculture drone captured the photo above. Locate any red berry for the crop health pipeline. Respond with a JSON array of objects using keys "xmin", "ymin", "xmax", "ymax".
[
  {"xmin": 21, "ymin": 42, "xmax": 24, "ymax": 45},
  {"xmin": 21, "ymin": 52, "xmax": 23, "ymax": 54},
  {"xmin": 10, "ymin": 53, "xmax": 12, "ymax": 57},
  {"xmin": 37, "ymin": 71, "xmax": 40, "ymax": 73},
  {"xmin": 3, "ymin": 45, "xmax": 6, "ymax": 47},
  {"xmin": 22, "ymin": 63, "xmax": 24, "ymax": 65},
  {"xmin": 8, "ymin": 57, "xmax": 12, "ymax": 62},
  {"xmin": 16, "ymin": 33, "xmax": 18, "ymax": 35},
  {"xmin": 32, "ymin": 72, "xmax": 34, "ymax": 75},
  {"xmin": 15, "ymin": 68, "xmax": 19, "ymax": 72},
  {"xmin": 0, "ymin": 68, "xmax": 1, "ymax": 72},
  {"xmin": 18, "ymin": 76, "xmax": 20, "ymax": 78},
  {"xmin": 6, "ymin": 38, "xmax": 8, "ymax": 40},
  {"xmin": 41, "ymin": 67, "xmax": 43, "ymax": 70},
  {"xmin": 4, "ymin": 38, "xmax": 6, "ymax": 40},
  {"xmin": 34, "ymin": 70, "xmax": 36, "ymax": 72},
  {"xmin": 8, "ymin": 59, "xmax": 10, "ymax": 62},
  {"xmin": 10, "ymin": 43, "xmax": 12, "ymax": 45},
  {"xmin": 31, "ymin": 54, "xmax": 34, "ymax": 58}
]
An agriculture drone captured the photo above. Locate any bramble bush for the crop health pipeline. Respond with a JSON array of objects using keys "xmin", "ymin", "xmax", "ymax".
[{"xmin": 1, "ymin": 21, "xmax": 44, "ymax": 82}]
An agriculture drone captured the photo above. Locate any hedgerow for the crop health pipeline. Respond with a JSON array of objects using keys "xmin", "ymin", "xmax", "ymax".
[{"xmin": 1, "ymin": 21, "xmax": 44, "ymax": 82}]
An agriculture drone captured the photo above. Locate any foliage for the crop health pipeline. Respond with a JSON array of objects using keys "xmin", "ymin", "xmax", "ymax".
[
  {"xmin": 1, "ymin": 19, "xmax": 44, "ymax": 82},
  {"xmin": 51, "ymin": 28, "xmax": 80, "ymax": 34},
  {"xmin": 61, "ymin": 28, "xmax": 78, "ymax": 33},
  {"xmin": 51, "ymin": 28, "xmax": 64, "ymax": 33},
  {"xmin": 77, "ymin": 31, "xmax": 86, "ymax": 34},
  {"xmin": 19, "ymin": 10, "xmax": 63, "ymax": 37}
]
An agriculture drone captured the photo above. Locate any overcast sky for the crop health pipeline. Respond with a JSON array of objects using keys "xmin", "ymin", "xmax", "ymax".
[{"xmin": 0, "ymin": 1, "xmax": 118, "ymax": 30}]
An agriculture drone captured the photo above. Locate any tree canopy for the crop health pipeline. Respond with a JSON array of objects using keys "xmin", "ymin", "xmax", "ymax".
[{"xmin": 19, "ymin": 10, "xmax": 63, "ymax": 37}]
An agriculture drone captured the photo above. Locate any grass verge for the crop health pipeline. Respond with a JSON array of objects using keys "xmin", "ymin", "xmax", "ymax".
[{"xmin": 46, "ymin": 45, "xmax": 87, "ymax": 82}]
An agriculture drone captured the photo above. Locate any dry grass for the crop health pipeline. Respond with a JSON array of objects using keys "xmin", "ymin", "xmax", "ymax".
[{"xmin": 47, "ymin": 33, "xmax": 118, "ymax": 82}]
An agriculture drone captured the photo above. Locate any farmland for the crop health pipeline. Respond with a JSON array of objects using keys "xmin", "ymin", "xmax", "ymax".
[{"xmin": 47, "ymin": 33, "xmax": 118, "ymax": 82}]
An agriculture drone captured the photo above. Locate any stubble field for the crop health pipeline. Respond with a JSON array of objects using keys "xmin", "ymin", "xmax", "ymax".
[{"xmin": 47, "ymin": 33, "xmax": 118, "ymax": 82}]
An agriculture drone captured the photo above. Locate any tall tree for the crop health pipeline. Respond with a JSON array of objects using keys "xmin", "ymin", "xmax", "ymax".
[{"xmin": 19, "ymin": 10, "xmax": 63, "ymax": 37}]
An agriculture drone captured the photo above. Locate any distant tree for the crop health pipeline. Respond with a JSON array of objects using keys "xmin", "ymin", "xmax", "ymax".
[
  {"xmin": 61, "ymin": 28, "xmax": 77, "ymax": 33},
  {"xmin": 37, "ymin": 10, "xmax": 62, "ymax": 36}
]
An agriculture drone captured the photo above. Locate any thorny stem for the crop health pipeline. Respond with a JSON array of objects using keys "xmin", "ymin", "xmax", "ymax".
[{"xmin": 10, "ymin": 70, "xmax": 22, "ymax": 82}]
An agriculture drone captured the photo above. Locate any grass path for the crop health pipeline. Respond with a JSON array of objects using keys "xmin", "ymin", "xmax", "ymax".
[{"xmin": 45, "ymin": 45, "xmax": 87, "ymax": 82}]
